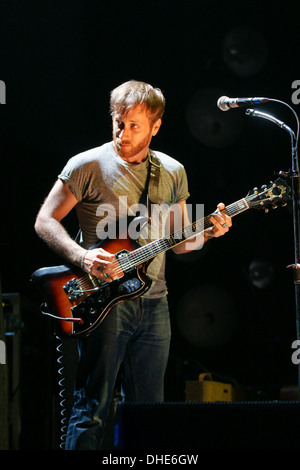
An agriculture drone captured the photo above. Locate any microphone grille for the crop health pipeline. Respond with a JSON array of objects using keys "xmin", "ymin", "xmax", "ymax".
[{"xmin": 217, "ymin": 96, "xmax": 230, "ymax": 112}]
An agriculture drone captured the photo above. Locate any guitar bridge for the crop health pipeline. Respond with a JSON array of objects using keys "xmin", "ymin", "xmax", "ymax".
[{"xmin": 63, "ymin": 278, "xmax": 85, "ymax": 301}]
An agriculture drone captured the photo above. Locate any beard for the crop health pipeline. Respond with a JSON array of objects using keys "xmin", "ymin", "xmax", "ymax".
[{"xmin": 113, "ymin": 132, "xmax": 152, "ymax": 162}]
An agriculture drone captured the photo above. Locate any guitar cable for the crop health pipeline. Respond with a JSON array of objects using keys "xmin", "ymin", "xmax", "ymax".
[
  {"xmin": 56, "ymin": 339, "xmax": 68, "ymax": 449},
  {"xmin": 41, "ymin": 303, "xmax": 84, "ymax": 324}
]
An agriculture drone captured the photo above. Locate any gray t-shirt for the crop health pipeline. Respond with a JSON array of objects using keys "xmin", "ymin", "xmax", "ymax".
[{"xmin": 58, "ymin": 141, "xmax": 190, "ymax": 298}]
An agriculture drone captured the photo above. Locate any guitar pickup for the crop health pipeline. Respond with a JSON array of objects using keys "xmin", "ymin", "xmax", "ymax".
[{"xmin": 63, "ymin": 278, "xmax": 85, "ymax": 301}]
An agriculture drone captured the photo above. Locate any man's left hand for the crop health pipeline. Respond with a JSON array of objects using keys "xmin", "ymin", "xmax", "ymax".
[{"xmin": 206, "ymin": 202, "xmax": 232, "ymax": 238}]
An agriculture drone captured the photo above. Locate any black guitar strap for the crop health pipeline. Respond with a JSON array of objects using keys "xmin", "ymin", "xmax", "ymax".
[
  {"xmin": 74, "ymin": 150, "xmax": 161, "ymax": 244},
  {"xmin": 137, "ymin": 149, "xmax": 161, "ymax": 239},
  {"xmin": 147, "ymin": 149, "xmax": 161, "ymax": 206}
]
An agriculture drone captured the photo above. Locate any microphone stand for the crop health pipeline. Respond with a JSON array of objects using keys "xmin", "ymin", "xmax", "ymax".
[{"xmin": 246, "ymin": 102, "xmax": 300, "ymax": 397}]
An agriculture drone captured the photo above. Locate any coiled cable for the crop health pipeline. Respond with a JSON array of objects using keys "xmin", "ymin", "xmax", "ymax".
[{"xmin": 56, "ymin": 339, "xmax": 68, "ymax": 449}]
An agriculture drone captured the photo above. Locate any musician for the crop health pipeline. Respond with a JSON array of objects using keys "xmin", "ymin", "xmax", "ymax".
[{"xmin": 34, "ymin": 80, "xmax": 232, "ymax": 450}]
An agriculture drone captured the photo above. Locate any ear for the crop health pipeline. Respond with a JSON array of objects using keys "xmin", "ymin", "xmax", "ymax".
[{"xmin": 152, "ymin": 119, "xmax": 162, "ymax": 136}]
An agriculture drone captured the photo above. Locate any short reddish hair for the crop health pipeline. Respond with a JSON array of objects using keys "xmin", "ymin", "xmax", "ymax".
[{"xmin": 110, "ymin": 80, "xmax": 165, "ymax": 122}]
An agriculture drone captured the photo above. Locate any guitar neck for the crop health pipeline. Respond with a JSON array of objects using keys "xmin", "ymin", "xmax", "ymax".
[{"xmin": 120, "ymin": 197, "xmax": 250, "ymax": 270}]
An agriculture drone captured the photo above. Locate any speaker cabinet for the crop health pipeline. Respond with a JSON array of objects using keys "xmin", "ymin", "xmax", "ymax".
[
  {"xmin": 0, "ymin": 284, "xmax": 9, "ymax": 450},
  {"xmin": 2, "ymin": 293, "xmax": 22, "ymax": 449},
  {"xmin": 117, "ymin": 401, "xmax": 300, "ymax": 450}
]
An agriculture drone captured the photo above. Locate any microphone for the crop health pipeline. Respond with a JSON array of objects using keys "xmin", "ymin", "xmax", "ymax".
[{"xmin": 217, "ymin": 96, "xmax": 269, "ymax": 111}]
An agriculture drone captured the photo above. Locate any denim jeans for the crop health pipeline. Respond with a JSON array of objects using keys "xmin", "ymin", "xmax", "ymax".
[{"xmin": 64, "ymin": 295, "xmax": 171, "ymax": 450}]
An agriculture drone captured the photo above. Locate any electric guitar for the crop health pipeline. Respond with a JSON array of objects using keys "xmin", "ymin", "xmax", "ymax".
[{"xmin": 31, "ymin": 178, "xmax": 291, "ymax": 338}]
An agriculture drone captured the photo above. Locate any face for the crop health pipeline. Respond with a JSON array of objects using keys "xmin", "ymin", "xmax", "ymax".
[{"xmin": 112, "ymin": 104, "xmax": 161, "ymax": 163}]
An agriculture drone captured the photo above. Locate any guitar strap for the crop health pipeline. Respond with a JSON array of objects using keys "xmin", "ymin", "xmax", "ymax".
[
  {"xmin": 147, "ymin": 149, "xmax": 161, "ymax": 206},
  {"xmin": 74, "ymin": 150, "xmax": 161, "ymax": 243}
]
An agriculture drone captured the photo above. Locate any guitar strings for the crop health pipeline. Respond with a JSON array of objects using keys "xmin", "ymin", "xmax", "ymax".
[
  {"xmin": 113, "ymin": 194, "xmax": 275, "ymax": 271},
  {"xmin": 75, "ymin": 192, "xmax": 277, "ymax": 290},
  {"xmin": 113, "ymin": 198, "xmax": 247, "ymax": 271}
]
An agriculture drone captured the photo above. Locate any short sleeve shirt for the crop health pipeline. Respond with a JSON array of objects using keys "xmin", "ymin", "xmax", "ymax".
[{"xmin": 58, "ymin": 141, "xmax": 190, "ymax": 297}]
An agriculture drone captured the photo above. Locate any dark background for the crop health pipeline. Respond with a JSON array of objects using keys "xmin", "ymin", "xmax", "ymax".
[{"xmin": 1, "ymin": 0, "xmax": 300, "ymax": 449}]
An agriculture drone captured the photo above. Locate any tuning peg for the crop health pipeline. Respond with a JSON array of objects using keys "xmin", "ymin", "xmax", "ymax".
[
  {"xmin": 272, "ymin": 204, "xmax": 278, "ymax": 209},
  {"xmin": 264, "ymin": 208, "xmax": 269, "ymax": 213}
]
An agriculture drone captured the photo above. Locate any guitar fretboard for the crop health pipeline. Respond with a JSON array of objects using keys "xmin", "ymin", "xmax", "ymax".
[{"xmin": 117, "ymin": 198, "xmax": 249, "ymax": 272}]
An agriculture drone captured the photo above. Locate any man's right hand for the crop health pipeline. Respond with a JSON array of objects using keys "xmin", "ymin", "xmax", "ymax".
[{"xmin": 81, "ymin": 248, "xmax": 123, "ymax": 282}]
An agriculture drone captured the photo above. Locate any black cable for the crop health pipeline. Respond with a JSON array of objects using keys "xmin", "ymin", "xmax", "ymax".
[{"xmin": 56, "ymin": 339, "xmax": 68, "ymax": 450}]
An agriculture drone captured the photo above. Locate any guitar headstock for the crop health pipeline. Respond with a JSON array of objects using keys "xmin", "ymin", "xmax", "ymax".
[{"xmin": 246, "ymin": 178, "xmax": 292, "ymax": 212}]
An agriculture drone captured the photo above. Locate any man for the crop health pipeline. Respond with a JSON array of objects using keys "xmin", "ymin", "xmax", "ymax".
[{"xmin": 34, "ymin": 80, "xmax": 232, "ymax": 450}]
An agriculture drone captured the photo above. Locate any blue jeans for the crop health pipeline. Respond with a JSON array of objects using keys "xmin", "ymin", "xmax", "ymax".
[{"xmin": 64, "ymin": 295, "xmax": 171, "ymax": 450}]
